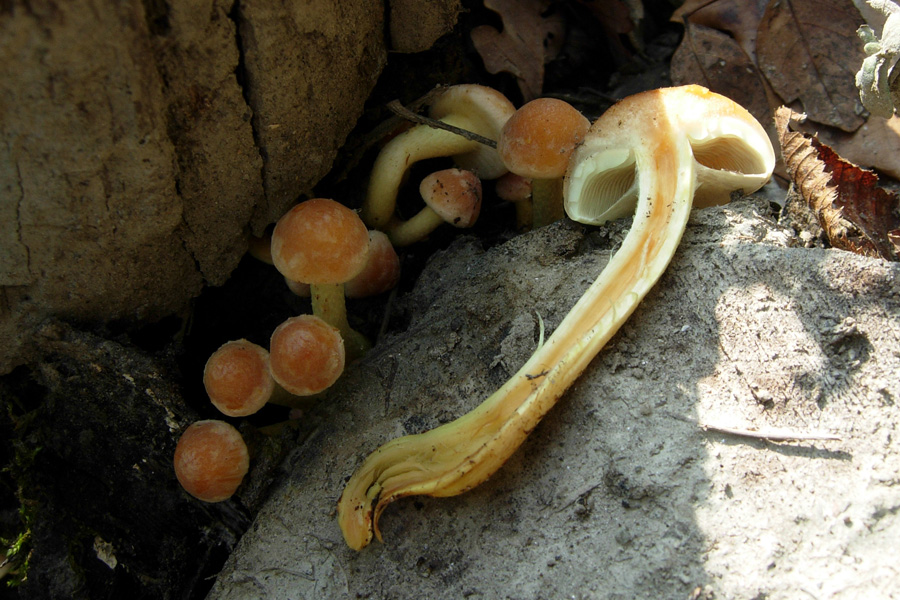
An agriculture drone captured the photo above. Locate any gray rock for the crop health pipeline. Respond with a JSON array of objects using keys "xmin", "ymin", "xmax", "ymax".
[{"xmin": 209, "ymin": 198, "xmax": 900, "ymax": 600}]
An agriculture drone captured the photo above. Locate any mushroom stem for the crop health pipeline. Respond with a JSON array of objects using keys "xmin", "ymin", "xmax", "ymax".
[
  {"xmin": 530, "ymin": 178, "xmax": 565, "ymax": 228},
  {"xmin": 386, "ymin": 210, "xmax": 446, "ymax": 247},
  {"xmin": 337, "ymin": 134, "xmax": 695, "ymax": 551},
  {"xmin": 363, "ymin": 115, "xmax": 482, "ymax": 229},
  {"xmin": 311, "ymin": 283, "xmax": 371, "ymax": 363}
]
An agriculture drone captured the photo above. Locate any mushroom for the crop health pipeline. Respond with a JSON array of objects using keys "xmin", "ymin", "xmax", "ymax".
[
  {"xmin": 345, "ymin": 230, "xmax": 401, "ymax": 298},
  {"xmin": 285, "ymin": 230, "xmax": 400, "ymax": 298},
  {"xmin": 269, "ymin": 314, "xmax": 345, "ymax": 397},
  {"xmin": 247, "ymin": 229, "xmax": 274, "ymax": 265},
  {"xmin": 336, "ymin": 85, "xmax": 775, "ymax": 550},
  {"xmin": 494, "ymin": 172, "xmax": 533, "ymax": 231},
  {"xmin": 387, "ymin": 168, "xmax": 482, "ymax": 247},
  {"xmin": 271, "ymin": 198, "xmax": 371, "ymax": 361},
  {"xmin": 174, "ymin": 420, "xmax": 249, "ymax": 503},
  {"xmin": 203, "ymin": 339, "xmax": 302, "ymax": 417},
  {"xmin": 362, "ymin": 84, "xmax": 514, "ymax": 230},
  {"xmin": 497, "ymin": 97, "xmax": 590, "ymax": 228}
]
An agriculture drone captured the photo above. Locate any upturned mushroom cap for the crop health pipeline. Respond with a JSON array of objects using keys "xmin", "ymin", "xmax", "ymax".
[
  {"xmin": 203, "ymin": 340, "xmax": 275, "ymax": 417},
  {"xmin": 420, "ymin": 168, "xmax": 482, "ymax": 228},
  {"xmin": 428, "ymin": 84, "xmax": 517, "ymax": 179},
  {"xmin": 174, "ymin": 420, "xmax": 249, "ymax": 503},
  {"xmin": 271, "ymin": 198, "xmax": 370, "ymax": 284},
  {"xmin": 269, "ymin": 315, "xmax": 345, "ymax": 396},
  {"xmin": 498, "ymin": 97, "xmax": 590, "ymax": 180},
  {"xmin": 565, "ymin": 85, "xmax": 776, "ymax": 225}
]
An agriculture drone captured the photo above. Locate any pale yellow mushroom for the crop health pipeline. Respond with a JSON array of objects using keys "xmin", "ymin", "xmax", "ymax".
[
  {"xmin": 362, "ymin": 85, "xmax": 514, "ymax": 230},
  {"xmin": 337, "ymin": 85, "xmax": 775, "ymax": 550}
]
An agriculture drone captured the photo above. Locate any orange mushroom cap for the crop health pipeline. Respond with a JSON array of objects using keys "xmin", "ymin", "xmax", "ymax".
[
  {"xmin": 269, "ymin": 315, "xmax": 345, "ymax": 396},
  {"xmin": 271, "ymin": 198, "xmax": 370, "ymax": 284},
  {"xmin": 494, "ymin": 172, "xmax": 533, "ymax": 203},
  {"xmin": 174, "ymin": 420, "xmax": 249, "ymax": 503},
  {"xmin": 203, "ymin": 340, "xmax": 275, "ymax": 417},
  {"xmin": 498, "ymin": 98, "xmax": 591, "ymax": 179},
  {"xmin": 345, "ymin": 230, "xmax": 401, "ymax": 298},
  {"xmin": 419, "ymin": 168, "xmax": 482, "ymax": 228}
]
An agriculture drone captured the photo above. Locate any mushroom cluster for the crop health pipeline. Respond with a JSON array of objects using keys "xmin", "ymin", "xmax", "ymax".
[
  {"xmin": 359, "ymin": 84, "xmax": 595, "ymax": 242},
  {"xmin": 173, "ymin": 83, "xmax": 649, "ymax": 506},
  {"xmin": 175, "ymin": 197, "xmax": 401, "ymax": 503}
]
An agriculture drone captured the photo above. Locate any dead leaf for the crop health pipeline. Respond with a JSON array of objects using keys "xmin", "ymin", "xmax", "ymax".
[
  {"xmin": 776, "ymin": 106, "xmax": 900, "ymax": 260},
  {"xmin": 670, "ymin": 23, "xmax": 771, "ymax": 126},
  {"xmin": 797, "ymin": 113, "xmax": 900, "ymax": 180},
  {"xmin": 470, "ymin": 0, "xmax": 565, "ymax": 102},
  {"xmin": 574, "ymin": 0, "xmax": 634, "ymax": 35},
  {"xmin": 671, "ymin": 0, "xmax": 900, "ymax": 181},
  {"xmin": 671, "ymin": 0, "xmax": 768, "ymax": 62},
  {"xmin": 757, "ymin": 0, "xmax": 866, "ymax": 132}
]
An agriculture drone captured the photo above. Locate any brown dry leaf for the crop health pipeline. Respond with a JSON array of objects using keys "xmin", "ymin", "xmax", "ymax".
[
  {"xmin": 671, "ymin": 0, "xmax": 768, "ymax": 62},
  {"xmin": 574, "ymin": 0, "xmax": 634, "ymax": 35},
  {"xmin": 470, "ymin": 0, "xmax": 565, "ymax": 101},
  {"xmin": 797, "ymin": 114, "xmax": 900, "ymax": 181},
  {"xmin": 757, "ymin": 0, "xmax": 866, "ymax": 132},
  {"xmin": 671, "ymin": 0, "xmax": 900, "ymax": 180},
  {"xmin": 670, "ymin": 23, "xmax": 771, "ymax": 126},
  {"xmin": 776, "ymin": 106, "xmax": 900, "ymax": 260}
]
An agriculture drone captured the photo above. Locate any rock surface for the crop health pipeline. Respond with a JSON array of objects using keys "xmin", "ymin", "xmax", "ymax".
[
  {"xmin": 0, "ymin": 0, "xmax": 463, "ymax": 374},
  {"xmin": 207, "ymin": 199, "xmax": 900, "ymax": 599}
]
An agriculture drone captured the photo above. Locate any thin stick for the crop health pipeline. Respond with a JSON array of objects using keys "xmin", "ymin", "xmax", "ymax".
[
  {"xmin": 385, "ymin": 100, "xmax": 498, "ymax": 149},
  {"xmin": 698, "ymin": 422, "xmax": 842, "ymax": 442},
  {"xmin": 666, "ymin": 412, "xmax": 841, "ymax": 441}
]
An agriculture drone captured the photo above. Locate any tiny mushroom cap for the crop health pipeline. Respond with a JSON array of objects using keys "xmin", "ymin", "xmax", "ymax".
[
  {"xmin": 345, "ymin": 230, "xmax": 401, "ymax": 298},
  {"xmin": 387, "ymin": 168, "xmax": 482, "ymax": 247},
  {"xmin": 284, "ymin": 277, "xmax": 311, "ymax": 297},
  {"xmin": 494, "ymin": 172, "xmax": 534, "ymax": 230},
  {"xmin": 247, "ymin": 230, "xmax": 274, "ymax": 265},
  {"xmin": 494, "ymin": 171, "xmax": 533, "ymax": 203},
  {"xmin": 271, "ymin": 198, "xmax": 370, "ymax": 285},
  {"xmin": 497, "ymin": 97, "xmax": 591, "ymax": 179},
  {"xmin": 203, "ymin": 340, "xmax": 274, "ymax": 417},
  {"xmin": 269, "ymin": 315, "xmax": 345, "ymax": 396},
  {"xmin": 421, "ymin": 168, "xmax": 482, "ymax": 227},
  {"xmin": 564, "ymin": 85, "xmax": 776, "ymax": 225},
  {"xmin": 363, "ymin": 84, "xmax": 514, "ymax": 229},
  {"xmin": 174, "ymin": 420, "xmax": 249, "ymax": 503}
]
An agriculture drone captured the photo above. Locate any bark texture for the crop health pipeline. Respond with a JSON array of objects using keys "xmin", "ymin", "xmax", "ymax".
[
  {"xmin": 0, "ymin": 0, "xmax": 461, "ymax": 374},
  {"xmin": 388, "ymin": 0, "xmax": 462, "ymax": 52}
]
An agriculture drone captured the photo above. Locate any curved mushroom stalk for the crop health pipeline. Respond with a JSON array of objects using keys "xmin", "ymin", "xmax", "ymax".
[
  {"xmin": 338, "ymin": 85, "xmax": 775, "ymax": 551},
  {"xmin": 363, "ymin": 85, "xmax": 514, "ymax": 230}
]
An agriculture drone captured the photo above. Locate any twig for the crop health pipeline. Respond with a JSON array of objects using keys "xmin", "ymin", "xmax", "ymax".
[
  {"xmin": 325, "ymin": 86, "xmax": 449, "ymax": 184},
  {"xmin": 385, "ymin": 100, "xmax": 498, "ymax": 149},
  {"xmin": 697, "ymin": 422, "xmax": 841, "ymax": 442},
  {"xmin": 667, "ymin": 412, "xmax": 841, "ymax": 442}
]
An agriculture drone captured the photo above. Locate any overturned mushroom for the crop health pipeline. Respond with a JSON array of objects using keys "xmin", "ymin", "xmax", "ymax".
[
  {"xmin": 362, "ymin": 84, "xmax": 514, "ymax": 230},
  {"xmin": 337, "ymin": 85, "xmax": 775, "ymax": 550}
]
